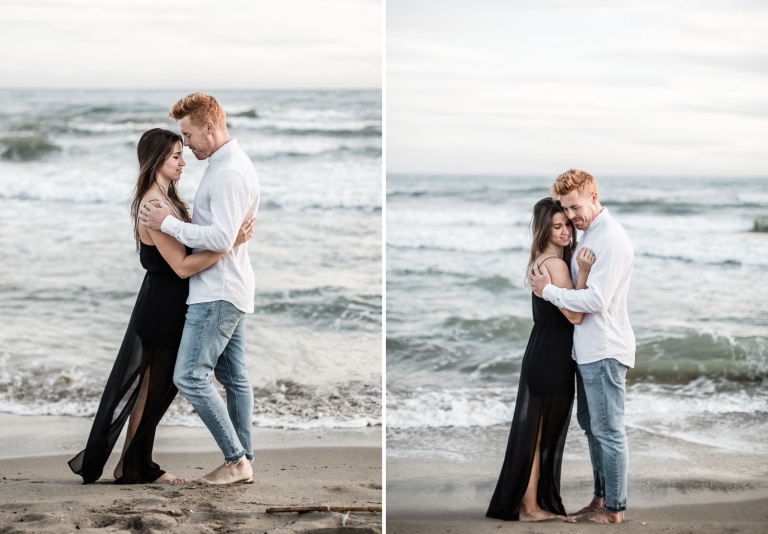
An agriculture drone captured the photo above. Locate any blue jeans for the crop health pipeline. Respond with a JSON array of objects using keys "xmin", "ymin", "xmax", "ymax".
[
  {"xmin": 173, "ymin": 301, "xmax": 253, "ymax": 463},
  {"xmin": 576, "ymin": 358, "xmax": 628, "ymax": 513}
]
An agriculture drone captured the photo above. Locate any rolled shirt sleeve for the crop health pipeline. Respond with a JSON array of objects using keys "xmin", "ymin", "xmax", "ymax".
[
  {"xmin": 160, "ymin": 169, "xmax": 251, "ymax": 253},
  {"xmin": 542, "ymin": 236, "xmax": 629, "ymax": 314}
]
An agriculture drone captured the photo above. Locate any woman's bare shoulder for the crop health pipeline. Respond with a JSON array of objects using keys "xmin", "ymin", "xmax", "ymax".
[
  {"xmin": 139, "ymin": 188, "xmax": 164, "ymax": 209},
  {"xmin": 534, "ymin": 254, "xmax": 567, "ymax": 270}
]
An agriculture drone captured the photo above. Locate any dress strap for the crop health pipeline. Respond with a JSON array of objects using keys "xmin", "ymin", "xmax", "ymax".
[{"xmin": 537, "ymin": 256, "xmax": 559, "ymax": 269}]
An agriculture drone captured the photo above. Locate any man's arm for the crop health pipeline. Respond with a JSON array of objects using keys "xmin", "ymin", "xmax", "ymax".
[
  {"xmin": 159, "ymin": 170, "xmax": 251, "ymax": 253},
  {"xmin": 531, "ymin": 237, "xmax": 628, "ymax": 314}
]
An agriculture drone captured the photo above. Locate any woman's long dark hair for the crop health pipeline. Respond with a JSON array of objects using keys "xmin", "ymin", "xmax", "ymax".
[
  {"xmin": 130, "ymin": 128, "xmax": 191, "ymax": 251},
  {"xmin": 525, "ymin": 197, "xmax": 576, "ymax": 286}
]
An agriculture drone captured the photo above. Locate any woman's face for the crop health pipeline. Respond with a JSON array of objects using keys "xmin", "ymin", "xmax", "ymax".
[
  {"xmin": 549, "ymin": 211, "xmax": 572, "ymax": 247},
  {"xmin": 158, "ymin": 141, "xmax": 185, "ymax": 182}
]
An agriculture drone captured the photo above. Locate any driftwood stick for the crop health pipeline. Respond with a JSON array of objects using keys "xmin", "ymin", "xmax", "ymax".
[{"xmin": 265, "ymin": 505, "xmax": 382, "ymax": 513}]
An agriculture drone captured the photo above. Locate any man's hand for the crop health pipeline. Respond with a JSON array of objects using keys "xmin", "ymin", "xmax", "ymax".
[
  {"xmin": 139, "ymin": 200, "xmax": 171, "ymax": 231},
  {"xmin": 529, "ymin": 262, "xmax": 552, "ymax": 298}
]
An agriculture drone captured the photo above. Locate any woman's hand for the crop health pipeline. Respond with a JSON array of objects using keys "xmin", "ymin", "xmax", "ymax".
[
  {"xmin": 576, "ymin": 248, "xmax": 596, "ymax": 271},
  {"xmin": 234, "ymin": 215, "xmax": 256, "ymax": 247}
]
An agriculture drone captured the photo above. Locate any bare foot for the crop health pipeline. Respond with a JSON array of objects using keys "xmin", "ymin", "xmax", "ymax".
[
  {"xmin": 113, "ymin": 461, "xmax": 123, "ymax": 480},
  {"xmin": 519, "ymin": 508, "xmax": 568, "ymax": 522},
  {"xmin": 588, "ymin": 509, "xmax": 623, "ymax": 524},
  {"xmin": 571, "ymin": 497, "xmax": 605, "ymax": 517},
  {"xmin": 198, "ymin": 456, "xmax": 253, "ymax": 485},
  {"xmin": 153, "ymin": 472, "xmax": 187, "ymax": 484}
]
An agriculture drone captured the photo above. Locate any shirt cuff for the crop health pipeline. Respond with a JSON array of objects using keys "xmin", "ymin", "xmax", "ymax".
[
  {"xmin": 542, "ymin": 283, "xmax": 559, "ymax": 303},
  {"xmin": 160, "ymin": 215, "xmax": 183, "ymax": 236}
]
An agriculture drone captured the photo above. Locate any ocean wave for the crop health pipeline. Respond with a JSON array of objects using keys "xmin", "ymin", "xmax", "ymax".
[
  {"xmin": 0, "ymin": 176, "xmax": 382, "ymax": 211},
  {"xmin": 231, "ymin": 109, "xmax": 258, "ymax": 118},
  {"xmin": 386, "ymin": 376, "xmax": 768, "ymax": 430},
  {"xmin": 386, "ymin": 241, "xmax": 525, "ymax": 254},
  {"xmin": 467, "ymin": 275, "xmax": 518, "ymax": 291},
  {"xmin": 0, "ymin": 357, "xmax": 381, "ymax": 429},
  {"xmin": 386, "ymin": 184, "xmax": 547, "ymax": 201},
  {"xmin": 0, "ymin": 136, "xmax": 61, "ymax": 161},
  {"xmin": 225, "ymin": 115, "xmax": 381, "ymax": 137},
  {"xmin": 254, "ymin": 288, "xmax": 381, "ymax": 329},
  {"xmin": 640, "ymin": 252, "xmax": 745, "ymax": 267},
  {"xmin": 386, "ymin": 388, "xmax": 515, "ymax": 429},
  {"xmin": 632, "ymin": 332, "xmax": 768, "ymax": 382},
  {"xmin": 66, "ymin": 120, "xmax": 171, "ymax": 134},
  {"xmin": 755, "ymin": 216, "xmax": 768, "ymax": 232},
  {"xmin": 248, "ymin": 145, "xmax": 381, "ymax": 161},
  {"xmin": 607, "ymin": 199, "xmax": 768, "ymax": 215},
  {"xmin": 440, "ymin": 315, "xmax": 532, "ymax": 343}
]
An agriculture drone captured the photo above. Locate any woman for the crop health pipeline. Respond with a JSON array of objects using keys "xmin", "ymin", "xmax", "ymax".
[
  {"xmin": 69, "ymin": 128, "xmax": 255, "ymax": 484},
  {"xmin": 486, "ymin": 197, "xmax": 595, "ymax": 521}
]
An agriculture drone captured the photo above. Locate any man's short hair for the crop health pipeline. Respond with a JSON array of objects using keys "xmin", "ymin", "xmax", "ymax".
[
  {"xmin": 550, "ymin": 169, "xmax": 598, "ymax": 198},
  {"xmin": 169, "ymin": 92, "xmax": 226, "ymax": 129}
]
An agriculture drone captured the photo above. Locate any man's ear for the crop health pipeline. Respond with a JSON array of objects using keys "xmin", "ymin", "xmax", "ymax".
[{"xmin": 205, "ymin": 121, "xmax": 214, "ymax": 135}]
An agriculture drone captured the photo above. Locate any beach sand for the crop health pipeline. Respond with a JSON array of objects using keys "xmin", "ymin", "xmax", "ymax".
[
  {"xmin": 387, "ymin": 498, "xmax": 768, "ymax": 533},
  {"xmin": 0, "ymin": 415, "xmax": 382, "ymax": 533},
  {"xmin": 387, "ymin": 423, "xmax": 768, "ymax": 534}
]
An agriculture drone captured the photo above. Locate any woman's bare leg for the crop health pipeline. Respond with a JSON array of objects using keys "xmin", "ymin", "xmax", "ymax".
[
  {"xmin": 113, "ymin": 366, "xmax": 185, "ymax": 484},
  {"xmin": 519, "ymin": 422, "xmax": 568, "ymax": 522},
  {"xmin": 114, "ymin": 368, "xmax": 151, "ymax": 479}
]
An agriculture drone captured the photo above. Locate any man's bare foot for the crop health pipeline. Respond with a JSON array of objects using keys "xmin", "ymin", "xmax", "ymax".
[
  {"xmin": 198, "ymin": 456, "xmax": 253, "ymax": 485},
  {"xmin": 588, "ymin": 509, "xmax": 623, "ymax": 524},
  {"xmin": 571, "ymin": 497, "xmax": 605, "ymax": 517},
  {"xmin": 519, "ymin": 508, "xmax": 569, "ymax": 522},
  {"xmin": 153, "ymin": 472, "xmax": 187, "ymax": 484}
]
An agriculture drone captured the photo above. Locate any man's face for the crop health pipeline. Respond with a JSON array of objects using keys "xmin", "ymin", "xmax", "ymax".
[
  {"xmin": 559, "ymin": 189, "xmax": 599, "ymax": 231},
  {"xmin": 179, "ymin": 116, "xmax": 214, "ymax": 160}
]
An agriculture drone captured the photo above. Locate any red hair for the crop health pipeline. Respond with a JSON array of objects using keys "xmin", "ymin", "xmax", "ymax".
[
  {"xmin": 550, "ymin": 169, "xmax": 598, "ymax": 198},
  {"xmin": 169, "ymin": 92, "xmax": 226, "ymax": 129}
]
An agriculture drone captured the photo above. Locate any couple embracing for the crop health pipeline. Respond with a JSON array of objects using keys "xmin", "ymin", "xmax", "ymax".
[
  {"xmin": 69, "ymin": 92, "xmax": 259, "ymax": 486},
  {"xmin": 487, "ymin": 169, "xmax": 635, "ymax": 524}
]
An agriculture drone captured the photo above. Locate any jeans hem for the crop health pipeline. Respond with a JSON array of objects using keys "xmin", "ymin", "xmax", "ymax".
[
  {"xmin": 603, "ymin": 505, "xmax": 626, "ymax": 513},
  {"xmin": 224, "ymin": 450, "xmax": 247, "ymax": 464}
]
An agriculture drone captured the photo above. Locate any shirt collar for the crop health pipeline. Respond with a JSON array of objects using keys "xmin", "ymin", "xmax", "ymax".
[
  {"xmin": 208, "ymin": 138, "xmax": 237, "ymax": 165},
  {"xmin": 583, "ymin": 207, "xmax": 608, "ymax": 233}
]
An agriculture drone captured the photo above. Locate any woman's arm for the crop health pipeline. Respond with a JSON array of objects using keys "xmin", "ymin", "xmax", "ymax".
[
  {"xmin": 149, "ymin": 229, "xmax": 224, "ymax": 279},
  {"xmin": 140, "ymin": 204, "xmax": 255, "ymax": 279},
  {"xmin": 541, "ymin": 258, "xmax": 584, "ymax": 325}
]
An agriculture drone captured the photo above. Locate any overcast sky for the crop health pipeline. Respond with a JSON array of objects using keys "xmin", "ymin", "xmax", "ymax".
[
  {"xmin": 0, "ymin": 0, "xmax": 381, "ymax": 89},
  {"xmin": 388, "ymin": 0, "xmax": 768, "ymax": 177}
]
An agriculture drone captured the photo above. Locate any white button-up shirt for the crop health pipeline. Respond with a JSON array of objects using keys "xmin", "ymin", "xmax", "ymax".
[
  {"xmin": 542, "ymin": 208, "xmax": 636, "ymax": 368},
  {"xmin": 161, "ymin": 139, "xmax": 260, "ymax": 313}
]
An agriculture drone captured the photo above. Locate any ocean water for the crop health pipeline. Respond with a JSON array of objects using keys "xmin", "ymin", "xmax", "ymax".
[
  {"xmin": 0, "ymin": 89, "xmax": 381, "ymax": 430},
  {"xmin": 386, "ymin": 174, "xmax": 768, "ymax": 508}
]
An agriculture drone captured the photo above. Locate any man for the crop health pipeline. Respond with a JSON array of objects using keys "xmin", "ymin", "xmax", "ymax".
[
  {"xmin": 140, "ymin": 92, "xmax": 259, "ymax": 485},
  {"xmin": 529, "ymin": 169, "xmax": 635, "ymax": 524}
]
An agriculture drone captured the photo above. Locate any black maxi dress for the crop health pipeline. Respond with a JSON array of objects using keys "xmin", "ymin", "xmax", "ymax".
[
  {"xmin": 69, "ymin": 243, "xmax": 190, "ymax": 484},
  {"xmin": 486, "ymin": 293, "xmax": 576, "ymax": 520}
]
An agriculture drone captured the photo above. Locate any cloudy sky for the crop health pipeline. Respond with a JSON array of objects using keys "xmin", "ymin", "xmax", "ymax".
[
  {"xmin": 388, "ymin": 0, "xmax": 768, "ymax": 177},
  {"xmin": 0, "ymin": 0, "xmax": 381, "ymax": 89}
]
